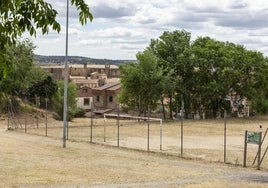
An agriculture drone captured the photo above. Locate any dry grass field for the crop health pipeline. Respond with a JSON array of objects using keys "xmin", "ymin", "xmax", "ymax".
[{"xmin": 1, "ymin": 114, "xmax": 268, "ymax": 187}]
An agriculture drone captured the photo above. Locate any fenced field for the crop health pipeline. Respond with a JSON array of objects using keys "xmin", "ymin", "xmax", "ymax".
[{"xmin": 8, "ymin": 113, "xmax": 268, "ymax": 170}]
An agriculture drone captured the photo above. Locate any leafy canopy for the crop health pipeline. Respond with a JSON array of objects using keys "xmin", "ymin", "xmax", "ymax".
[
  {"xmin": 119, "ymin": 50, "xmax": 164, "ymax": 114},
  {"xmin": 0, "ymin": 0, "xmax": 93, "ymax": 46},
  {"xmin": 0, "ymin": 0, "xmax": 93, "ymax": 75}
]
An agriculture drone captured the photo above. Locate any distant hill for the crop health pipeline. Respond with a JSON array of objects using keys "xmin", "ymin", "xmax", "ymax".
[{"xmin": 34, "ymin": 55, "xmax": 136, "ymax": 65}]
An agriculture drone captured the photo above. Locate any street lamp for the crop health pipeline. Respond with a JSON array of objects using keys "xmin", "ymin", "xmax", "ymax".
[{"xmin": 63, "ymin": 0, "xmax": 69, "ymax": 148}]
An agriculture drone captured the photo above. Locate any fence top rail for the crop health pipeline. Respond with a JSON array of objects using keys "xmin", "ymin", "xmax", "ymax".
[{"xmin": 103, "ymin": 113, "xmax": 162, "ymax": 123}]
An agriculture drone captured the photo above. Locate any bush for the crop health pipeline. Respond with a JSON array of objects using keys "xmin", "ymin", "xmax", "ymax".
[{"xmin": 73, "ymin": 108, "xmax": 86, "ymax": 118}]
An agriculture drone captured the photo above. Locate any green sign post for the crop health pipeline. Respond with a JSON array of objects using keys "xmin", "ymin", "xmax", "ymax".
[
  {"xmin": 247, "ymin": 132, "xmax": 261, "ymax": 145},
  {"xmin": 243, "ymin": 130, "xmax": 262, "ymax": 170}
]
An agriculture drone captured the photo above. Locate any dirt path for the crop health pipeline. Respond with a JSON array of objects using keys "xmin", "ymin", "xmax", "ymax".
[{"xmin": 1, "ymin": 119, "xmax": 268, "ymax": 187}]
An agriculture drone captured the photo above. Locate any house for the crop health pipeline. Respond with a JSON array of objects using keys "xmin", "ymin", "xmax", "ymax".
[
  {"xmin": 41, "ymin": 64, "xmax": 120, "ymax": 80},
  {"xmin": 69, "ymin": 64, "xmax": 120, "ymax": 78},
  {"xmin": 76, "ymin": 86, "xmax": 93, "ymax": 111},
  {"xmin": 41, "ymin": 65, "xmax": 64, "ymax": 80},
  {"xmin": 41, "ymin": 63, "xmax": 121, "ymax": 112},
  {"xmin": 92, "ymin": 83, "xmax": 121, "ymax": 111},
  {"xmin": 70, "ymin": 76, "xmax": 99, "ymax": 88}
]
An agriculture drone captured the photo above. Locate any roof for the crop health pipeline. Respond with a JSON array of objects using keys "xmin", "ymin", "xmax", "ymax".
[
  {"xmin": 107, "ymin": 84, "xmax": 121, "ymax": 91},
  {"xmin": 106, "ymin": 78, "xmax": 120, "ymax": 84},
  {"xmin": 40, "ymin": 64, "xmax": 119, "ymax": 69},
  {"xmin": 93, "ymin": 83, "xmax": 120, "ymax": 91},
  {"xmin": 70, "ymin": 77, "xmax": 99, "ymax": 84}
]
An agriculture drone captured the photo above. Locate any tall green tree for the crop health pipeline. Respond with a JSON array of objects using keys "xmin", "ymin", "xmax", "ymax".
[
  {"xmin": 0, "ymin": 40, "xmax": 46, "ymax": 95},
  {"xmin": 148, "ymin": 30, "xmax": 193, "ymax": 118},
  {"xmin": 0, "ymin": 0, "xmax": 93, "ymax": 75},
  {"xmin": 52, "ymin": 81, "xmax": 77, "ymax": 121},
  {"xmin": 0, "ymin": 39, "xmax": 58, "ymax": 112},
  {"xmin": 119, "ymin": 50, "xmax": 164, "ymax": 115},
  {"xmin": 191, "ymin": 37, "xmax": 268, "ymax": 117},
  {"xmin": 191, "ymin": 37, "xmax": 230, "ymax": 117}
]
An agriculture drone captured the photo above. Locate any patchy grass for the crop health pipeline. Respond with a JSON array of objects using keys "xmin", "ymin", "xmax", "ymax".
[{"xmin": 1, "ymin": 116, "xmax": 268, "ymax": 187}]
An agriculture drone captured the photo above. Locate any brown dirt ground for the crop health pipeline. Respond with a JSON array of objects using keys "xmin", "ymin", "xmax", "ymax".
[{"xmin": 1, "ymin": 115, "xmax": 268, "ymax": 187}]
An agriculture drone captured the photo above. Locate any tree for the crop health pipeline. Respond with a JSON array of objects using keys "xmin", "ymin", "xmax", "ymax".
[
  {"xmin": 0, "ymin": 40, "xmax": 46, "ymax": 95},
  {"xmin": 52, "ymin": 81, "xmax": 77, "ymax": 121},
  {"xmin": 148, "ymin": 30, "xmax": 193, "ymax": 118},
  {"xmin": 0, "ymin": 0, "xmax": 93, "ymax": 75},
  {"xmin": 119, "ymin": 50, "xmax": 164, "ymax": 115},
  {"xmin": 0, "ymin": 39, "xmax": 59, "ymax": 112},
  {"xmin": 191, "ymin": 37, "xmax": 268, "ymax": 117},
  {"xmin": 27, "ymin": 74, "xmax": 57, "ymax": 108}
]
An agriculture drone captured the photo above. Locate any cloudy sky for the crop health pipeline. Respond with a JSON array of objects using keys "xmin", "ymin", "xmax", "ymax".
[{"xmin": 25, "ymin": 0, "xmax": 268, "ymax": 60}]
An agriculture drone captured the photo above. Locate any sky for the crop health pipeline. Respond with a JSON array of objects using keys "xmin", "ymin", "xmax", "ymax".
[{"xmin": 25, "ymin": 0, "xmax": 268, "ymax": 60}]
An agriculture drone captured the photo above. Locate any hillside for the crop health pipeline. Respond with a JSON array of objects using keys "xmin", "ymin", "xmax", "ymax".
[{"xmin": 34, "ymin": 55, "xmax": 136, "ymax": 65}]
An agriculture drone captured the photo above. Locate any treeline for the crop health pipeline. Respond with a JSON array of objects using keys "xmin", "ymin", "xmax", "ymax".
[
  {"xmin": 0, "ymin": 40, "xmax": 82, "ymax": 120},
  {"xmin": 34, "ymin": 55, "xmax": 134, "ymax": 65},
  {"xmin": 119, "ymin": 30, "xmax": 268, "ymax": 119}
]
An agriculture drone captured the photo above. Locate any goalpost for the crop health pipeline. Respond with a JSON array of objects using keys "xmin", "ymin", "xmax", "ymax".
[{"xmin": 104, "ymin": 113, "xmax": 163, "ymax": 151}]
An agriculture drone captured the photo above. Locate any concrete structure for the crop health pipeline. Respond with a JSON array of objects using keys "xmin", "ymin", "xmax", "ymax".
[
  {"xmin": 41, "ymin": 63, "xmax": 121, "ymax": 112},
  {"xmin": 41, "ymin": 64, "xmax": 120, "ymax": 80},
  {"xmin": 76, "ymin": 86, "xmax": 93, "ymax": 111},
  {"xmin": 92, "ymin": 83, "xmax": 121, "ymax": 111}
]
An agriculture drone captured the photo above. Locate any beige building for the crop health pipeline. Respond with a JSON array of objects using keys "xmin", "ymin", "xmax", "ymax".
[
  {"xmin": 92, "ymin": 83, "xmax": 121, "ymax": 111},
  {"xmin": 41, "ymin": 64, "xmax": 120, "ymax": 80},
  {"xmin": 41, "ymin": 63, "xmax": 121, "ymax": 112}
]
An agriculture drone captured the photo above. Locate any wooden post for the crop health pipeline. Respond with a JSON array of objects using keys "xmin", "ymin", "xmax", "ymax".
[
  {"xmin": 25, "ymin": 117, "xmax": 27, "ymax": 133},
  {"xmin": 45, "ymin": 98, "xmax": 48, "ymax": 137},
  {"xmin": 160, "ymin": 119, "xmax": 162, "ymax": 150},
  {"xmin": 117, "ymin": 104, "xmax": 120, "ymax": 147},
  {"xmin": 180, "ymin": 95, "xmax": 184, "ymax": 158},
  {"xmin": 243, "ymin": 130, "xmax": 248, "ymax": 168},
  {"xmin": 24, "ymin": 112, "xmax": 27, "ymax": 133},
  {"xmin": 147, "ymin": 105, "xmax": 150, "ymax": 151},
  {"xmin": 253, "ymin": 128, "xmax": 268, "ymax": 166},
  {"xmin": 35, "ymin": 95, "xmax": 39, "ymax": 129},
  {"xmin": 90, "ymin": 101, "xmax": 93, "ymax": 143},
  {"xmin": 224, "ymin": 109, "xmax": 227, "ymax": 163},
  {"xmin": 257, "ymin": 132, "xmax": 262, "ymax": 170}
]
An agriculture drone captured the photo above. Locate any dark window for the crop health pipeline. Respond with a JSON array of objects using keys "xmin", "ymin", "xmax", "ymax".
[
  {"xmin": 96, "ymin": 96, "xmax": 100, "ymax": 102},
  {"xmin": 109, "ymin": 96, "xmax": 113, "ymax": 102},
  {"xmin": 84, "ymin": 98, "xmax": 90, "ymax": 105},
  {"xmin": 82, "ymin": 88, "xmax": 88, "ymax": 93}
]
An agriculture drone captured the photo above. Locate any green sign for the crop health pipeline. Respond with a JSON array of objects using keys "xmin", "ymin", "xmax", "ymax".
[{"xmin": 247, "ymin": 132, "xmax": 260, "ymax": 145}]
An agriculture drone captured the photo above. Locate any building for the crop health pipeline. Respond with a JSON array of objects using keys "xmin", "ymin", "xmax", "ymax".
[
  {"xmin": 76, "ymin": 86, "xmax": 93, "ymax": 111},
  {"xmin": 41, "ymin": 64, "xmax": 120, "ymax": 80},
  {"xmin": 41, "ymin": 65, "xmax": 64, "ymax": 80},
  {"xmin": 92, "ymin": 83, "xmax": 121, "ymax": 111},
  {"xmin": 41, "ymin": 63, "xmax": 121, "ymax": 112}
]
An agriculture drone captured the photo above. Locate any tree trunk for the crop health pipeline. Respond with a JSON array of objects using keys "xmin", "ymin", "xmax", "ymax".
[
  {"xmin": 161, "ymin": 97, "xmax": 166, "ymax": 120},
  {"xmin": 169, "ymin": 93, "xmax": 173, "ymax": 119}
]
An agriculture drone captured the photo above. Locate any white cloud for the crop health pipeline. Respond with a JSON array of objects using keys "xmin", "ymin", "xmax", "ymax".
[{"xmin": 26, "ymin": 0, "xmax": 268, "ymax": 59}]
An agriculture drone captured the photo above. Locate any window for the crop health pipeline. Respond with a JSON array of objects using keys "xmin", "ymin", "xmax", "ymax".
[
  {"xmin": 84, "ymin": 98, "xmax": 90, "ymax": 105},
  {"xmin": 109, "ymin": 96, "xmax": 113, "ymax": 102},
  {"xmin": 96, "ymin": 96, "xmax": 100, "ymax": 102},
  {"xmin": 82, "ymin": 88, "xmax": 88, "ymax": 93}
]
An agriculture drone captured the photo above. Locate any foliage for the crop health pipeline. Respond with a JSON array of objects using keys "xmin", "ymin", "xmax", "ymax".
[
  {"xmin": 191, "ymin": 37, "xmax": 268, "ymax": 117},
  {"xmin": 148, "ymin": 30, "xmax": 193, "ymax": 118},
  {"xmin": 0, "ymin": 40, "xmax": 35, "ymax": 95},
  {"xmin": 52, "ymin": 81, "xmax": 78, "ymax": 121},
  {"xmin": 0, "ymin": 40, "xmax": 59, "ymax": 113},
  {"xmin": 0, "ymin": 40, "xmax": 56, "ymax": 96},
  {"xmin": 120, "ymin": 29, "xmax": 268, "ymax": 118},
  {"xmin": 73, "ymin": 108, "xmax": 86, "ymax": 118},
  {"xmin": 0, "ymin": 92, "xmax": 8, "ymax": 113},
  {"xmin": 119, "ymin": 50, "xmax": 164, "ymax": 115},
  {"xmin": 0, "ymin": 0, "xmax": 93, "ymax": 75},
  {"xmin": 27, "ymin": 74, "xmax": 57, "ymax": 98}
]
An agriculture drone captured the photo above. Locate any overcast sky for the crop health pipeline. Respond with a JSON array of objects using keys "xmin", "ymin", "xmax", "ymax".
[{"xmin": 25, "ymin": 0, "xmax": 268, "ymax": 60}]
